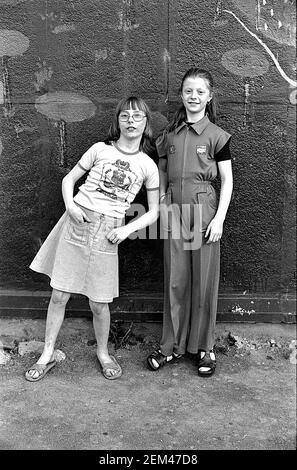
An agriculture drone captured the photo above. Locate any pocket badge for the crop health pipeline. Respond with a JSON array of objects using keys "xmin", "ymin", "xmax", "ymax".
[
  {"xmin": 196, "ymin": 145, "xmax": 207, "ymax": 157},
  {"xmin": 169, "ymin": 145, "xmax": 175, "ymax": 154}
]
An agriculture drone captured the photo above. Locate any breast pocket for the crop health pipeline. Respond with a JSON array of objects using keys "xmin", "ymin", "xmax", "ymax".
[{"xmin": 196, "ymin": 145, "xmax": 213, "ymax": 160}]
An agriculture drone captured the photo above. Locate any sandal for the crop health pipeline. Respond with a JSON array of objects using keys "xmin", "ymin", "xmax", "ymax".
[
  {"xmin": 147, "ymin": 349, "xmax": 182, "ymax": 371},
  {"xmin": 98, "ymin": 355, "xmax": 122, "ymax": 380},
  {"xmin": 197, "ymin": 350, "xmax": 216, "ymax": 377},
  {"xmin": 25, "ymin": 360, "xmax": 57, "ymax": 382}
]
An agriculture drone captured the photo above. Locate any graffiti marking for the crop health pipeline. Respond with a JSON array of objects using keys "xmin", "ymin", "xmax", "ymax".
[
  {"xmin": 0, "ymin": 79, "xmax": 3, "ymax": 104},
  {"xmin": 222, "ymin": 10, "xmax": 297, "ymax": 87},
  {"xmin": 34, "ymin": 59, "xmax": 53, "ymax": 92},
  {"xmin": 52, "ymin": 23, "xmax": 76, "ymax": 34}
]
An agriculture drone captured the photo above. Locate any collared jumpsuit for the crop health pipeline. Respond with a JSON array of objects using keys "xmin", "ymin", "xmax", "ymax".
[{"xmin": 157, "ymin": 115, "xmax": 231, "ymax": 356}]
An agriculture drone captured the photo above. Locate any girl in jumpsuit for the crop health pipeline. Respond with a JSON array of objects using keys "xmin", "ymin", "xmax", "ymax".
[{"xmin": 147, "ymin": 68, "xmax": 233, "ymax": 376}]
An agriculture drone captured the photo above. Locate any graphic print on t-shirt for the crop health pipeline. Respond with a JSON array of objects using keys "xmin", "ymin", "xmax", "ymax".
[{"xmin": 96, "ymin": 159, "xmax": 139, "ymax": 202}]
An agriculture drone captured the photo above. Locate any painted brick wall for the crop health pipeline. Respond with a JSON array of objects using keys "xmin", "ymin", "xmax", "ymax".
[{"xmin": 0, "ymin": 0, "xmax": 296, "ymax": 296}]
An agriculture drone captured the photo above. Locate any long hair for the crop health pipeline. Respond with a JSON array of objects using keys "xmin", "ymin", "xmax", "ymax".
[
  {"xmin": 167, "ymin": 68, "xmax": 216, "ymax": 132},
  {"xmin": 105, "ymin": 96, "xmax": 156, "ymax": 157}
]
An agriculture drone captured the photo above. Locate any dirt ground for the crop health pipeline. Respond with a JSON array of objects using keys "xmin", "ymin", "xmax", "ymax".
[{"xmin": 0, "ymin": 318, "xmax": 296, "ymax": 452}]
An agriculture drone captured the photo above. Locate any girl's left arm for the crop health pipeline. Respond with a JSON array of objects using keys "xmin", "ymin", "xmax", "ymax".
[
  {"xmin": 106, "ymin": 189, "xmax": 159, "ymax": 244},
  {"xmin": 205, "ymin": 160, "xmax": 233, "ymax": 244}
]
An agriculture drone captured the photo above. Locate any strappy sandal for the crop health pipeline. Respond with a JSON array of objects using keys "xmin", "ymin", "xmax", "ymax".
[
  {"xmin": 25, "ymin": 360, "xmax": 57, "ymax": 382},
  {"xmin": 197, "ymin": 350, "xmax": 216, "ymax": 377},
  {"xmin": 147, "ymin": 349, "xmax": 182, "ymax": 371},
  {"xmin": 98, "ymin": 355, "xmax": 122, "ymax": 380}
]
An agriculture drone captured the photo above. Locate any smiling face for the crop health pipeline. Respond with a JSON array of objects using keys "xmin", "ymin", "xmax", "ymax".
[{"xmin": 181, "ymin": 76, "xmax": 212, "ymax": 121}]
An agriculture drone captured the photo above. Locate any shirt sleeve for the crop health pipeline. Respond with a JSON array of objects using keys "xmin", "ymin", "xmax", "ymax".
[
  {"xmin": 214, "ymin": 136, "xmax": 232, "ymax": 162},
  {"xmin": 155, "ymin": 131, "xmax": 168, "ymax": 159},
  {"xmin": 144, "ymin": 158, "xmax": 160, "ymax": 190},
  {"xmin": 77, "ymin": 143, "xmax": 104, "ymax": 170}
]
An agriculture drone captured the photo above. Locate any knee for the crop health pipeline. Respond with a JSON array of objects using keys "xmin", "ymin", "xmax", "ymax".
[
  {"xmin": 89, "ymin": 300, "xmax": 107, "ymax": 316},
  {"xmin": 51, "ymin": 289, "xmax": 70, "ymax": 306}
]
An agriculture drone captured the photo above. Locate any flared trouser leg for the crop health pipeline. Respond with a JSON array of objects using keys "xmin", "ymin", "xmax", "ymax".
[
  {"xmin": 160, "ymin": 235, "xmax": 220, "ymax": 356},
  {"xmin": 187, "ymin": 238, "xmax": 220, "ymax": 354},
  {"xmin": 160, "ymin": 231, "xmax": 192, "ymax": 356}
]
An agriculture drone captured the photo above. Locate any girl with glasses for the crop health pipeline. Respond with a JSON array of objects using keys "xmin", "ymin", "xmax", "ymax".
[
  {"xmin": 147, "ymin": 68, "xmax": 233, "ymax": 377},
  {"xmin": 25, "ymin": 96, "xmax": 159, "ymax": 382}
]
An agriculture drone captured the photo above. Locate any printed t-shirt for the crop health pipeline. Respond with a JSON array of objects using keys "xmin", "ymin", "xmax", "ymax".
[{"xmin": 74, "ymin": 142, "xmax": 159, "ymax": 218}]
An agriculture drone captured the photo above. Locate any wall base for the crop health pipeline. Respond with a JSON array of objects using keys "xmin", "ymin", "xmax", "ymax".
[{"xmin": 0, "ymin": 290, "xmax": 295, "ymax": 323}]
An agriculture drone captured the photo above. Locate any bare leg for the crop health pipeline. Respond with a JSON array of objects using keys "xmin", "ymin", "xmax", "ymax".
[
  {"xmin": 26, "ymin": 288, "xmax": 70, "ymax": 379},
  {"xmin": 90, "ymin": 300, "xmax": 119, "ymax": 378}
]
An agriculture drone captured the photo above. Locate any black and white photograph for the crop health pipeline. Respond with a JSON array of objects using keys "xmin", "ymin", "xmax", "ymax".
[{"xmin": 0, "ymin": 0, "xmax": 296, "ymax": 460}]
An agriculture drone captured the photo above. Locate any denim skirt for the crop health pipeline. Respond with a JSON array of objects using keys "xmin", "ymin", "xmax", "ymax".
[{"xmin": 30, "ymin": 207, "xmax": 124, "ymax": 303}]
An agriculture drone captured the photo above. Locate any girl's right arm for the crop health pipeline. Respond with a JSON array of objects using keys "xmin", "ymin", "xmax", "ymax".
[{"xmin": 62, "ymin": 164, "xmax": 91, "ymax": 223}]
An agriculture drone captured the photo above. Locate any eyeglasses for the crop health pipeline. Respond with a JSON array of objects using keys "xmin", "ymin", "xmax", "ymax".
[{"xmin": 119, "ymin": 111, "xmax": 146, "ymax": 122}]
